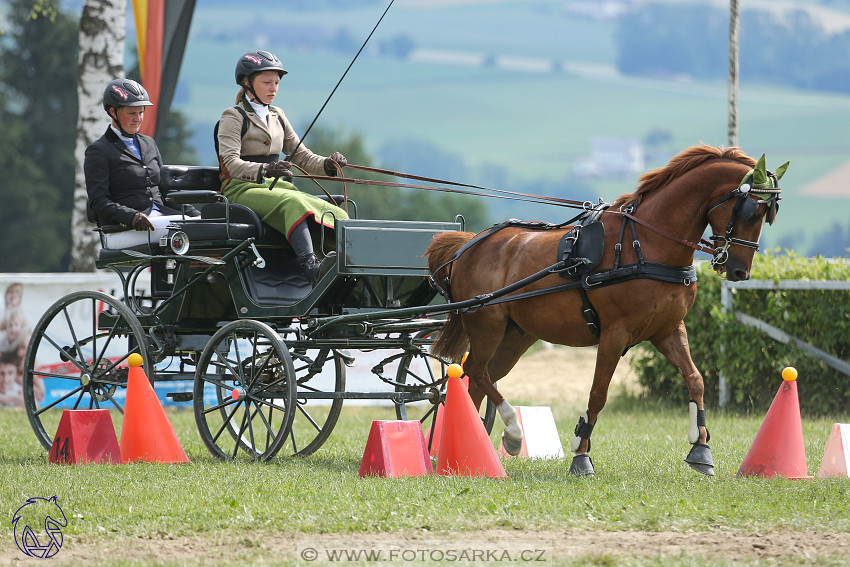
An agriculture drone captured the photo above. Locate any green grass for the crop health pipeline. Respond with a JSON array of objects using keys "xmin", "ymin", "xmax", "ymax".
[{"xmin": 2, "ymin": 402, "xmax": 848, "ymax": 544}]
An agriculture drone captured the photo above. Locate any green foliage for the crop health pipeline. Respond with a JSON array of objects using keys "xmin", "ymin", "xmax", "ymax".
[
  {"xmin": 303, "ymin": 126, "xmax": 490, "ymax": 229},
  {"xmin": 0, "ymin": 0, "xmax": 76, "ymax": 271},
  {"xmin": 155, "ymin": 110, "xmax": 200, "ymax": 165},
  {"xmin": 126, "ymin": 59, "xmax": 198, "ymax": 165},
  {"xmin": 616, "ymin": 4, "xmax": 850, "ymax": 95},
  {"xmin": 634, "ymin": 251, "xmax": 850, "ymax": 414}
]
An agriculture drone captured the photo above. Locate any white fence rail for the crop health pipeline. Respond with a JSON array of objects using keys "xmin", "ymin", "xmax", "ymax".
[{"xmin": 718, "ymin": 279, "xmax": 850, "ymax": 406}]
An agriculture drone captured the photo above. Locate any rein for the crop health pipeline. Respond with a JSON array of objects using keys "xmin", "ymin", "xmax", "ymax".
[{"xmin": 292, "ymin": 165, "xmax": 739, "ymax": 260}]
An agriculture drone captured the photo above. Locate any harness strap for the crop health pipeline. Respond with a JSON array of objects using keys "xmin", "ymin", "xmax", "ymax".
[
  {"xmin": 431, "ymin": 218, "xmax": 579, "ymax": 301},
  {"xmin": 584, "ymin": 261, "xmax": 697, "ymax": 287},
  {"xmin": 578, "ymin": 287, "xmax": 600, "ymax": 338},
  {"xmin": 622, "ymin": 212, "xmax": 715, "ymax": 256}
]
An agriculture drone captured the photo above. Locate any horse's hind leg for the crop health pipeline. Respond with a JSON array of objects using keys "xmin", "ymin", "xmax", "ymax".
[
  {"xmin": 462, "ymin": 316, "xmax": 529, "ymax": 456},
  {"xmin": 651, "ymin": 321, "xmax": 715, "ymax": 476}
]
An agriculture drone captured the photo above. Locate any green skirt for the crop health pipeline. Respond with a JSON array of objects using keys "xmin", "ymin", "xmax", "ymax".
[{"xmin": 221, "ymin": 176, "xmax": 348, "ymax": 238}]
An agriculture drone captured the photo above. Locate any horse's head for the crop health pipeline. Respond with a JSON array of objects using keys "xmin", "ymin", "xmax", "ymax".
[{"xmin": 706, "ymin": 155, "xmax": 788, "ymax": 281}]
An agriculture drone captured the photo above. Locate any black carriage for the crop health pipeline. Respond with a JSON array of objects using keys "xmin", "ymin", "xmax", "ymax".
[{"xmin": 22, "ymin": 165, "xmax": 496, "ymax": 461}]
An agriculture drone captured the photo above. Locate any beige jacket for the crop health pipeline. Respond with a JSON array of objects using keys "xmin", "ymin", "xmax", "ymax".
[{"xmin": 217, "ymin": 100, "xmax": 328, "ymax": 182}]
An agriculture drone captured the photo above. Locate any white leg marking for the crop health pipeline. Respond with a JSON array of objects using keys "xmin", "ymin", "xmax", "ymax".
[
  {"xmin": 688, "ymin": 401, "xmax": 699, "ymax": 444},
  {"xmin": 497, "ymin": 400, "xmax": 522, "ymax": 441}
]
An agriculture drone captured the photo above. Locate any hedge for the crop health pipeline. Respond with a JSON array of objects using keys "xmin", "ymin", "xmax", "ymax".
[{"xmin": 632, "ymin": 251, "xmax": 850, "ymax": 415}]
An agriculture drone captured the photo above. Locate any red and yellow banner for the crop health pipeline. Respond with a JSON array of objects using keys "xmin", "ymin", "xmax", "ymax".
[
  {"xmin": 133, "ymin": 0, "xmax": 164, "ymax": 137},
  {"xmin": 132, "ymin": 0, "xmax": 195, "ymax": 138}
]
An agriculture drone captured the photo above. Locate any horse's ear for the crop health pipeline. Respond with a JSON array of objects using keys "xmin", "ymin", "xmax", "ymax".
[
  {"xmin": 773, "ymin": 161, "xmax": 789, "ymax": 181},
  {"xmin": 753, "ymin": 154, "xmax": 769, "ymax": 187}
]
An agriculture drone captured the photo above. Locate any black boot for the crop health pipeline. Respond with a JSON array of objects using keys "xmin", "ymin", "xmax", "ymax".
[{"xmin": 299, "ymin": 251, "xmax": 336, "ymax": 286}]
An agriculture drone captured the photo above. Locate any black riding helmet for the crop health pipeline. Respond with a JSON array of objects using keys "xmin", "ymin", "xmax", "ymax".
[
  {"xmin": 102, "ymin": 79, "xmax": 153, "ymax": 137},
  {"xmin": 235, "ymin": 51, "xmax": 287, "ymax": 105},
  {"xmin": 235, "ymin": 50, "xmax": 287, "ymax": 85},
  {"xmin": 102, "ymin": 78, "xmax": 153, "ymax": 111}
]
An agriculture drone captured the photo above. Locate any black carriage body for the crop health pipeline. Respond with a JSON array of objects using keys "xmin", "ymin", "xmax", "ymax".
[
  {"xmin": 23, "ymin": 167, "xmax": 493, "ymax": 460},
  {"xmin": 141, "ymin": 218, "xmax": 460, "ymax": 331}
]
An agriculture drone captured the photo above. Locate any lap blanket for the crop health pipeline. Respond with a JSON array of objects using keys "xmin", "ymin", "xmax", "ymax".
[{"xmin": 221, "ymin": 177, "xmax": 348, "ymax": 238}]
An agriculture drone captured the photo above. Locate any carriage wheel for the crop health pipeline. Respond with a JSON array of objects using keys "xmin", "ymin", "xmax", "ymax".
[
  {"xmin": 22, "ymin": 291, "xmax": 150, "ymax": 451},
  {"xmin": 193, "ymin": 320, "xmax": 296, "ymax": 461},
  {"xmin": 394, "ymin": 331, "xmax": 496, "ymax": 446},
  {"xmin": 276, "ymin": 348, "xmax": 346, "ymax": 457}
]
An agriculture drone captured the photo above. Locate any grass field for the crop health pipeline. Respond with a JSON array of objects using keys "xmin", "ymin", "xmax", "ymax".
[{"xmin": 2, "ymin": 397, "xmax": 849, "ymax": 565}]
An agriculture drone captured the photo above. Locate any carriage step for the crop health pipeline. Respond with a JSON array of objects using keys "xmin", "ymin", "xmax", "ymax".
[{"xmin": 166, "ymin": 392, "xmax": 193, "ymax": 402}]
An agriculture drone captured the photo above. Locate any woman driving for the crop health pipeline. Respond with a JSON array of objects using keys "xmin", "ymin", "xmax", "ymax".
[{"xmin": 217, "ymin": 50, "xmax": 348, "ymax": 285}]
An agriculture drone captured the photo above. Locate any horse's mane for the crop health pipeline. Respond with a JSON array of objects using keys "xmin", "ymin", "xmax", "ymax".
[{"xmin": 612, "ymin": 144, "xmax": 757, "ymax": 208}]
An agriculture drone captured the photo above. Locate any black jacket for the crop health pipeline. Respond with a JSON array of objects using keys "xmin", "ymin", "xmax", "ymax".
[{"xmin": 85, "ymin": 127, "xmax": 198, "ymax": 227}]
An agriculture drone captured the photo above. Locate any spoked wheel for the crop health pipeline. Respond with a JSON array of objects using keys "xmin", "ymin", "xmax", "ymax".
[
  {"xmin": 277, "ymin": 347, "xmax": 346, "ymax": 457},
  {"xmin": 193, "ymin": 320, "xmax": 296, "ymax": 461},
  {"xmin": 22, "ymin": 291, "xmax": 151, "ymax": 451},
  {"xmin": 394, "ymin": 331, "xmax": 496, "ymax": 449}
]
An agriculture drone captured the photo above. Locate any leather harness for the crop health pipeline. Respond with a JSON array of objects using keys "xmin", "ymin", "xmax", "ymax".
[{"xmin": 430, "ymin": 200, "xmax": 697, "ymax": 339}]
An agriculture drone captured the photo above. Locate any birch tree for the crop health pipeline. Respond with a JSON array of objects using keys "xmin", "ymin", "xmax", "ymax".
[{"xmin": 69, "ymin": 0, "xmax": 126, "ymax": 272}]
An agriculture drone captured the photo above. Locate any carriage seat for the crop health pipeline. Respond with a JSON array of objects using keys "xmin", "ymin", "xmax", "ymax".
[
  {"xmin": 95, "ymin": 163, "xmax": 353, "ymax": 260},
  {"xmin": 160, "ymin": 165, "xmax": 221, "ymax": 192}
]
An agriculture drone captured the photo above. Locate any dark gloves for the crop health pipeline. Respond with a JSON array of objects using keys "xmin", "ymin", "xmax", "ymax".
[
  {"xmin": 323, "ymin": 152, "xmax": 348, "ymax": 176},
  {"xmin": 265, "ymin": 160, "xmax": 293, "ymax": 182},
  {"xmin": 131, "ymin": 211, "xmax": 154, "ymax": 231}
]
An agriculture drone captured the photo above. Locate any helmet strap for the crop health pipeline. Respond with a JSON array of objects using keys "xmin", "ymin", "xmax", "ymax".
[{"xmin": 244, "ymin": 77, "xmax": 268, "ymax": 107}]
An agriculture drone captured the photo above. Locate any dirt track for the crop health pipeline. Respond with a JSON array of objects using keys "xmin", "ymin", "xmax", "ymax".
[{"xmin": 8, "ymin": 528, "xmax": 850, "ymax": 565}]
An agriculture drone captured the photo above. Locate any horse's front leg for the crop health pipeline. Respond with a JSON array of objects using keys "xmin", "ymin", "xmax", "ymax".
[
  {"xmin": 651, "ymin": 321, "xmax": 715, "ymax": 476},
  {"xmin": 570, "ymin": 337, "xmax": 624, "ymax": 476}
]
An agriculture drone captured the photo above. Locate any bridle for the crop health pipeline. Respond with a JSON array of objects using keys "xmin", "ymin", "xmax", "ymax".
[{"xmin": 705, "ymin": 171, "xmax": 781, "ymax": 268}]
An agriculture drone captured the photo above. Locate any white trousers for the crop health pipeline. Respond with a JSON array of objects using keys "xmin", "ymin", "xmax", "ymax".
[{"xmin": 102, "ymin": 210, "xmax": 186, "ymax": 249}]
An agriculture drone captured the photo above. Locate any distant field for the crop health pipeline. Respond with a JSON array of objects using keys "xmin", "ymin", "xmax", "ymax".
[{"xmin": 176, "ymin": 2, "xmax": 850, "ymax": 251}]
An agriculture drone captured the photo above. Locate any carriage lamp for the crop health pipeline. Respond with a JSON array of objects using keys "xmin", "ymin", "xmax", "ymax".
[{"xmin": 168, "ymin": 231, "xmax": 190, "ymax": 255}]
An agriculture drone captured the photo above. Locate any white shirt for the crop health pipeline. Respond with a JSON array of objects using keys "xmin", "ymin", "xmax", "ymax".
[{"xmin": 247, "ymin": 97, "xmax": 270, "ymax": 124}]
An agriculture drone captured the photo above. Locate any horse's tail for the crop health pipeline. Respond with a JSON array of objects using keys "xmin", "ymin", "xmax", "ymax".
[{"xmin": 424, "ymin": 231, "xmax": 475, "ymax": 361}]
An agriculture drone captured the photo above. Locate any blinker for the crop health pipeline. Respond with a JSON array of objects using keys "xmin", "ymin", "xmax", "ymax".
[{"xmin": 737, "ymin": 196, "xmax": 758, "ymax": 221}]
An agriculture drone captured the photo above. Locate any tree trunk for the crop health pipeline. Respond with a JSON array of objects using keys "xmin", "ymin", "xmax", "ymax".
[{"xmin": 69, "ymin": 0, "xmax": 126, "ymax": 272}]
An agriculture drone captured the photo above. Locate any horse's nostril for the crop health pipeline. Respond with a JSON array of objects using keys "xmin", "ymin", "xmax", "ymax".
[{"xmin": 735, "ymin": 269, "xmax": 749, "ymax": 281}]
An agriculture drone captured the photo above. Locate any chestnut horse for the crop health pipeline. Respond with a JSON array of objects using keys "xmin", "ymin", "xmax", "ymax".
[{"xmin": 425, "ymin": 145, "xmax": 786, "ymax": 476}]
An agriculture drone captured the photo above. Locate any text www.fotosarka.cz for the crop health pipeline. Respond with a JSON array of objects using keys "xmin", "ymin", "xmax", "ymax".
[{"xmin": 297, "ymin": 541, "xmax": 551, "ymax": 563}]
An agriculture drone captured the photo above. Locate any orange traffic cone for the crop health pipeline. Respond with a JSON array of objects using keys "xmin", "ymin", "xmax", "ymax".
[
  {"xmin": 436, "ymin": 365, "xmax": 507, "ymax": 478},
  {"xmin": 817, "ymin": 423, "xmax": 850, "ymax": 479},
  {"xmin": 736, "ymin": 367, "xmax": 811, "ymax": 479},
  {"xmin": 359, "ymin": 420, "xmax": 433, "ymax": 478},
  {"xmin": 424, "ymin": 375, "xmax": 468, "ymax": 457},
  {"xmin": 121, "ymin": 353, "xmax": 190, "ymax": 464}
]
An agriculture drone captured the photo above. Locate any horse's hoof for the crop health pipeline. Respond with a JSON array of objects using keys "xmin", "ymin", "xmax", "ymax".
[
  {"xmin": 569, "ymin": 454, "xmax": 595, "ymax": 476},
  {"xmin": 685, "ymin": 442, "xmax": 715, "ymax": 476},
  {"xmin": 501, "ymin": 433, "xmax": 522, "ymax": 456}
]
